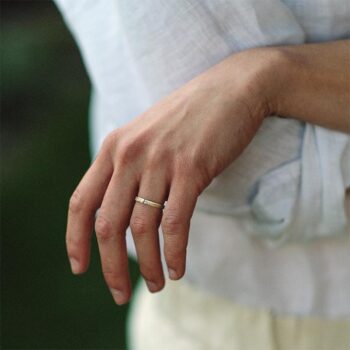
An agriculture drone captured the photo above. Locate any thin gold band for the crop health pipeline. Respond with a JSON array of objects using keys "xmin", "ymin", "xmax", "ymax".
[{"xmin": 135, "ymin": 196, "xmax": 165, "ymax": 209}]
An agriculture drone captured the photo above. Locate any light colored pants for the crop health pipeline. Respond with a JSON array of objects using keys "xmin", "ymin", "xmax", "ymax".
[{"xmin": 127, "ymin": 278, "xmax": 350, "ymax": 350}]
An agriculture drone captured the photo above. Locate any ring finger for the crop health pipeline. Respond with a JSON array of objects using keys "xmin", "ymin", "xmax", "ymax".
[{"xmin": 130, "ymin": 169, "xmax": 168, "ymax": 293}]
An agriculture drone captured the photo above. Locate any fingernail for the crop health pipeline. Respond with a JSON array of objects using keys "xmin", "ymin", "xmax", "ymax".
[
  {"xmin": 146, "ymin": 280, "xmax": 159, "ymax": 293},
  {"xmin": 110, "ymin": 289, "xmax": 127, "ymax": 305},
  {"xmin": 168, "ymin": 268, "xmax": 177, "ymax": 280},
  {"xmin": 69, "ymin": 258, "xmax": 80, "ymax": 274}
]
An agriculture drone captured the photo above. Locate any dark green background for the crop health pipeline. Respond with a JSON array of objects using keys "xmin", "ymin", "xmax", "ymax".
[{"xmin": 1, "ymin": 1, "xmax": 139, "ymax": 348}]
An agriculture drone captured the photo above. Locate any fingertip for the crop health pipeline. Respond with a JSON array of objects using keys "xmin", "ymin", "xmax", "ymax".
[
  {"xmin": 168, "ymin": 267, "xmax": 186, "ymax": 281},
  {"xmin": 69, "ymin": 257, "xmax": 80, "ymax": 274},
  {"xmin": 69, "ymin": 257, "xmax": 89, "ymax": 275},
  {"xmin": 145, "ymin": 278, "xmax": 165, "ymax": 293},
  {"xmin": 110, "ymin": 288, "xmax": 131, "ymax": 305},
  {"xmin": 168, "ymin": 268, "xmax": 178, "ymax": 280}
]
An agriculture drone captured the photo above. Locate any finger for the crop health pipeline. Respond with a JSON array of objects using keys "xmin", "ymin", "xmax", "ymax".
[
  {"xmin": 95, "ymin": 168, "xmax": 138, "ymax": 305},
  {"xmin": 161, "ymin": 177, "xmax": 198, "ymax": 280},
  {"xmin": 130, "ymin": 170, "xmax": 168, "ymax": 293},
  {"xmin": 67, "ymin": 153, "xmax": 113, "ymax": 275}
]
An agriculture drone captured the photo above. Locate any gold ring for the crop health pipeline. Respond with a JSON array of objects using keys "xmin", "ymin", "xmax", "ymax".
[{"xmin": 135, "ymin": 196, "xmax": 165, "ymax": 209}]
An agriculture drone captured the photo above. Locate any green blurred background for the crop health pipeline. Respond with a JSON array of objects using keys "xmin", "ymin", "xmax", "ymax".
[{"xmin": 1, "ymin": 1, "xmax": 139, "ymax": 348}]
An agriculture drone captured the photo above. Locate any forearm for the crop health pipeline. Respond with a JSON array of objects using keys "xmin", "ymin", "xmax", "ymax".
[{"xmin": 266, "ymin": 40, "xmax": 350, "ymax": 132}]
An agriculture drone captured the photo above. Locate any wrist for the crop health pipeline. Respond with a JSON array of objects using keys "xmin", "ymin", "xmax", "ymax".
[
  {"xmin": 258, "ymin": 41, "xmax": 350, "ymax": 132},
  {"xmin": 240, "ymin": 46, "xmax": 295, "ymax": 120},
  {"xmin": 187, "ymin": 46, "xmax": 295, "ymax": 125},
  {"xmin": 223, "ymin": 46, "xmax": 290, "ymax": 122},
  {"xmin": 257, "ymin": 46, "xmax": 305, "ymax": 119}
]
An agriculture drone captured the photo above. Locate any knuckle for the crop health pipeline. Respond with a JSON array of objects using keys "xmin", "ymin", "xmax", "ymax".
[
  {"xmin": 100, "ymin": 129, "xmax": 129, "ymax": 162},
  {"xmin": 102, "ymin": 129, "xmax": 120, "ymax": 149},
  {"xmin": 162, "ymin": 212, "xmax": 184, "ymax": 234},
  {"xmin": 102, "ymin": 268, "xmax": 119, "ymax": 287},
  {"xmin": 116, "ymin": 136, "xmax": 143, "ymax": 166},
  {"xmin": 68, "ymin": 190, "xmax": 84, "ymax": 215},
  {"xmin": 66, "ymin": 235, "xmax": 83, "ymax": 249},
  {"xmin": 130, "ymin": 215, "xmax": 151, "ymax": 236},
  {"xmin": 99, "ymin": 131, "xmax": 118, "ymax": 159},
  {"xmin": 95, "ymin": 215, "xmax": 115, "ymax": 242}
]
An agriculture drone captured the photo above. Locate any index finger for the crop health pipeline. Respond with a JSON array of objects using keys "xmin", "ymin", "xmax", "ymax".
[{"xmin": 66, "ymin": 153, "xmax": 113, "ymax": 274}]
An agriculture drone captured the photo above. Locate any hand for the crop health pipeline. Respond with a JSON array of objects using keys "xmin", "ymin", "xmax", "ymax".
[{"xmin": 66, "ymin": 48, "xmax": 274, "ymax": 304}]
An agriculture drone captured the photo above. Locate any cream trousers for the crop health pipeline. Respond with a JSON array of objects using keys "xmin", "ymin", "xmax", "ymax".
[{"xmin": 127, "ymin": 278, "xmax": 350, "ymax": 350}]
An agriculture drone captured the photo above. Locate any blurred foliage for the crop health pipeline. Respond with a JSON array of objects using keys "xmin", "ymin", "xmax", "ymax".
[{"xmin": 1, "ymin": 1, "xmax": 139, "ymax": 349}]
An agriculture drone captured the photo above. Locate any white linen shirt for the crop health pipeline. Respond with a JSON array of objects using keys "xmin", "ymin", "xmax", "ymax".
[{"xmin": 55, "ymin": 0, "xmax": 350, "ymax": 318}]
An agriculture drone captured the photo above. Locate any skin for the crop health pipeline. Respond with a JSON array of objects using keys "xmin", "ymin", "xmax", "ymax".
[{"xmin": 66, "ymin": 39, "xmax": 350, "ymax": 305}]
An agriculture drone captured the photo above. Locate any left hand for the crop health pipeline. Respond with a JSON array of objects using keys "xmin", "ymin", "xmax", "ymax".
[{"xmin": 66, "ymin": 48, "xmax": 275, "ymax": 304}]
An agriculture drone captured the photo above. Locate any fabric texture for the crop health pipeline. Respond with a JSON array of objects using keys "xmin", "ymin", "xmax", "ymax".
[
  {"xmin": 54, "ymin": 0, "xmax": 350, "ymax": 317},
  {"xmin": 127, "ymin": 278, "xmax": 350, "ymax": 350}
]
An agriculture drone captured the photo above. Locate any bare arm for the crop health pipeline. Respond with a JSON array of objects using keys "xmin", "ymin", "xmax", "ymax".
[{"xmin": 265, "ymin": 39, "xmax": 350, "ymax": 132}]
